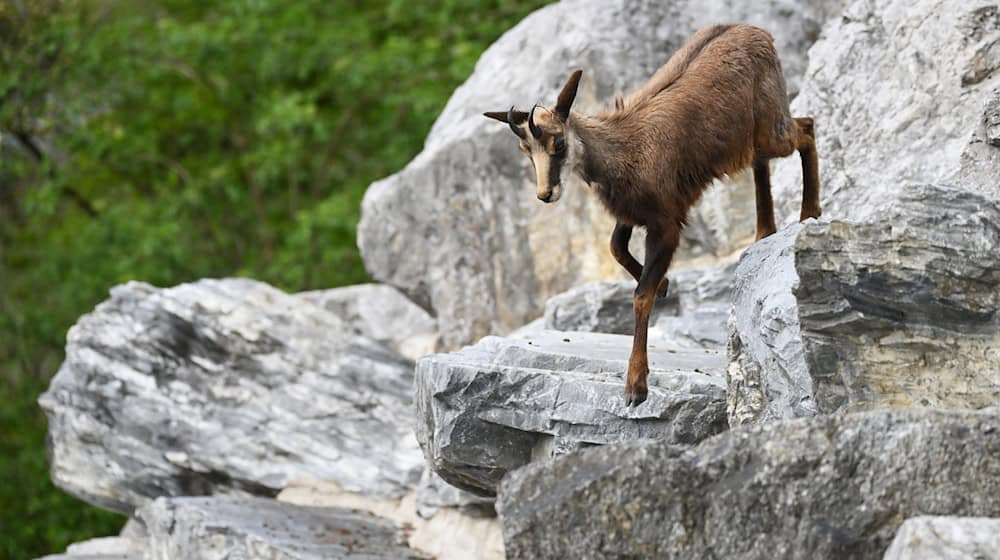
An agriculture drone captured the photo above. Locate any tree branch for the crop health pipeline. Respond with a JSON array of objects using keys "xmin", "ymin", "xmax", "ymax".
[{"xmin": 10, "ymin": 129, "xmax": 99, "ymax": 217}]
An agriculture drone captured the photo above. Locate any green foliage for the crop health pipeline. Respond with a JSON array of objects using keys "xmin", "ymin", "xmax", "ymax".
[
  {"xmin": 0, "ymin": 0, "xmax": 550, "ymax": 556},
  {"xmin": 0, "ymin": 376, "xmax": 125, "ymax": 559}
]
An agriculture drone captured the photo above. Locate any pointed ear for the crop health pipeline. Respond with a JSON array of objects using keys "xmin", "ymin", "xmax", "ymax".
[{"xmin": 555, "ymin": 69, "xmax": 583, "ymax": 121}]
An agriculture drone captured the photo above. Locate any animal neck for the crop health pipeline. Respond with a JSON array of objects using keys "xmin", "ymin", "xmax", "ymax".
[{"xmin": 567, "ymin": 113, "xmax": 636, "ymax": 191}]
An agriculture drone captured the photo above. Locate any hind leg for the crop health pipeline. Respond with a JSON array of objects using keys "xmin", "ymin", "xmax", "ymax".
[
  {"xmin": 794, "ymin": 117, "xmax": 821, "ymax": 220},
  {"xmin": 752, "ymin": 158, "xmax": 777, "ymax": 240}
]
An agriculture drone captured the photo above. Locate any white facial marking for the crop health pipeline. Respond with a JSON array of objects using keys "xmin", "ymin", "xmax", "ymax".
[{"xmin": 532, "ymin": 149, "xmax": 552, "ymax": 201}]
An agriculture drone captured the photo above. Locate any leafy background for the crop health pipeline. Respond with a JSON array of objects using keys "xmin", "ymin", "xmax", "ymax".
[{"xmin": 0, "ymin": 0, "xmax": 550, "ymax": 557}]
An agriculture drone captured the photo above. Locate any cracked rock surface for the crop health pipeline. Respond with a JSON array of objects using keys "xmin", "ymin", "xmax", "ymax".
[
  {"xmin": 772, "ymin": 0, "xmax": 1000, "ymax": 223},
  {"xmin": 415, "ymin": 330, "xmax": 727, "ymax": 495},
  {"xmin": 39, "ymin": 279, "xmax": 424, "ymax": 514},
  {"xmin": 498, "ymin": 408, "xmax": 1000, "ymax": 560},
  {"xmin": 138, "ymin": 495, "xmax": 429, "ymax": 560},
  {"xmin": 727, "ymin": 186, "xmax": 1000, "ymax": 426}
]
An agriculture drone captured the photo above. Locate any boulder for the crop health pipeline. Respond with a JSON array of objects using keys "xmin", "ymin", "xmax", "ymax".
[
  {"xmin": 498, "ymin": 408, "xmax": 1000, "ymax": 560},
  {"xmin": 39, "ymin": 279, "xmax": 424, "ymax": 514},
  {"xmin": 883, "ymin": 516, "xmax": 1000, "ymax": 560},
  {"xmin": 544, "ymin": 261, "xmax": 736, "ymax": 349},
  {"xmin": 137, "ymin": 495, "xmax": 429, "ymax": 560},
  {"xmin": 415, "ymin": 469, "xmax": 496, "ymax": 518},
  {"xmin": 358, "ymin": 0, "xmax": 849, "ymax": 348},
  {"xmin": 279, "ymin": 478, "xmax": 504, "ymax": 560},
  {"xmin": 726, "ymin": 185, "xmax": 1000, "ymax": 426},
  {"xmin": 36, "ymin": 538, "xmax": 141, "ymax": 560},
  {"xmin": 415, "ymin": 330, "xmax": 727, "ymax": 496},
  {"xmin": 298, "ymin": 283, "xmax": 439, "ymax": 360},
  {"xmin": 773, "ymin": 0, "xmax": 1000, "ymax": 223}
]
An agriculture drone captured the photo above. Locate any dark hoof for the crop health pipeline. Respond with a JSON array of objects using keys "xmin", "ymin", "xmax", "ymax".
[{"xmin": 624, "ymin": 386, "xmax": 648, "ymax": 407}]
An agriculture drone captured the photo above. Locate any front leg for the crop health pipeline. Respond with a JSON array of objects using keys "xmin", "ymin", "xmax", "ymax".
[
  {"xmin": 624, "ymin": 228, "xmax": 678, "ymax": 407},
  {"xmin": 610, "ymin": 222, "xmax": 670, "ymax": 297}
]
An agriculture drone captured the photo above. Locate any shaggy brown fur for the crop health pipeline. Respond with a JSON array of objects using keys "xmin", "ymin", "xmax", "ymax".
[{"xmin": 486, "ymin": 24, "xmax": 821, "ymax": 406}]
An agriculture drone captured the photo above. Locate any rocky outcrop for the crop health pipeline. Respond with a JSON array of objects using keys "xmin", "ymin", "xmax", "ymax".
[
  {"xmin": 544, "ymin": 261, "xmax": 736, "ymax": 349},
  {"xmin": 358, "ymin": 0, "xmax": 849, "ymax": 348},
  {"xmin": 415, "ymin": 330, "xmax": 727, "ymax": 495},
  {"xmin": 298, "ymin": 283, "xmax": 439, "ymax": 360},
  {"xmin": 37, "ymin": 536, "xmax": 141, "ymax": 560},
  {"xmin": 279, "ymin": 478, "xmax": 504, "ymax": 560},
  {"xmin": 42, "ymin": 496, "xmax": 428, "ymax": 560},
  {"xmin": 498, "ymin": 408, "xmax": 1000, "ymax": 560},
  {"xmin": 772, "ymin": 0, "xmax": 1000, "ymax": 223},
  {"xmin": 883, "ymin": 516, "xmax": 1000, "ymax": 560},
  {"xmin": 39, "ymin": 279, "xmax": 424, "ymax": 514},
  {"xmin": 727, "ymin": 185, "xmax": 1000, "ymax": 426},
  {"xmin": 137, "ymin": 496, "xmax": 429, "ymax": 560}
]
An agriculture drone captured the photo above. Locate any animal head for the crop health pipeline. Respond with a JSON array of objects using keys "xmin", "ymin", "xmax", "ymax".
[{"xmin": 484, "ymin": 69, "xmax": 583, "ymax": 203}]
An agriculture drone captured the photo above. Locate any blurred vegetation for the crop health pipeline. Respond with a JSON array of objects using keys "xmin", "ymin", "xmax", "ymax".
[{"xmin": 0, "ymin": 0, "xmax": 549, "ymax": 556}]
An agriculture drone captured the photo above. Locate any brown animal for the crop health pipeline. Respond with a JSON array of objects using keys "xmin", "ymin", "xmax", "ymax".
[{"xmin": 484, "ymin": 24, "xmax": 820, "ymax": 406}]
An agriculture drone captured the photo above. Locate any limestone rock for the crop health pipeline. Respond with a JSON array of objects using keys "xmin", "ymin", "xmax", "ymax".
[
  {"xmin": 138, "ymin": 495, "xmax": 429, "ymax": 560},
  {"xmin": 298, "ymin": 283, "xmax": 439, "ymax": 360},
  {"xmin": 279, "ymin": 478, "xmax": 504, "ymax": 560},
  {"xmin": 415, "ymin": 469, "xmax": 496, "ymax": 518},
  {"xmin": 544, "ymin": 261, "xmax": 736, "ymax": 349},
  {"xmin": 39, "ymin": 279, "xmax": 424, "ymax": 515},
  {"xmin": 498, "ymin": 408, "xmax": 1000, "ymax": 560},
  {"xmin": 415, "ymin": 330, "xmax": 727, "ymax": 495},
  {"xmin": 35, "ymin": 537, "xmax": 141, "ymax": 560},
  {"xmin": 727, "ymin": 185, "xmax": 1000, "ymax": 426},
  {"xmin": 883, "ymin": 516, "xmax": 1000, "ymax": 560},
  {"xmin": 359, "ymin": 0, "xmax": 848, "ymax": 348},
  {"xmin": 773, "ymin": 0, "xmax": 1000, "ymax": 224}
]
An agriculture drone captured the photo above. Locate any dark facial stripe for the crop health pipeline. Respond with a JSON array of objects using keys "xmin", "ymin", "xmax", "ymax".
[{"xmin": 548, "ymin": 149, "xmax": 566, "ymax": 188}]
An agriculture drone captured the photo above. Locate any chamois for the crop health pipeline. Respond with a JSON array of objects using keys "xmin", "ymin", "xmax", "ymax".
[{"xmin": 485, "ymin": 24, "xmax": 821, "ymax": 406}]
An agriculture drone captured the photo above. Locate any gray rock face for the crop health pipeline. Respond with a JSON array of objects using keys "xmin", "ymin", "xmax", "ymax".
[
  {"xmin": 773, "ymin": 0, "xmax": 1000, "ymax": 224},
  {"xmin": 415, "ymin": 331, "xmax": 727, "ymax": 496},
  {"xmin": 727, "ymin": 185, "xmax": 1000, "ymax": 426},
  {"xmin": 39, "ymin": 279, "xmax": 424, "ymax": 515},
  {"xmin": 358, "ymin": 0, "xmax": 848, "ymax": 348},
  {"xmin": 498, "ymin": 408, "xmax": 1000, "ymax": 560},
  {"xmin": 415, "ymin": 469, "xmax": 496, "ymax": 519},
  {"xmin": 137, "ymin": 496, "xmax": 429, "ymax": 560},
  {"xmin": 298, "ymin": 283, "xmax": 440, "ymax": 360},
  {"xmin": 544, "ymin": 262, "xmax": 736, "ymax": 349},
  {"xmin": 883, "ymin": 516, "xmax": 1000, "ymax": 560}
]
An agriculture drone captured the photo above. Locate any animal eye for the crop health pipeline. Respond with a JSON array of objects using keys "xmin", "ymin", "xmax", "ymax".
[{"xmin": 554, "ymin": 137, "xmax": 566, "ymax": 154}]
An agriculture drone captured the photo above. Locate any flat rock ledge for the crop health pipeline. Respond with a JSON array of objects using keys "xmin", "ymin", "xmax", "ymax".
[
  {"xmin": 498, "ymin": 407, "xmax": 1000, "ymax": 560},
  {"xmin": 40, "ymin": 496, "xmax": 429, "ymax": 560},
  {"xmin": 415, "ymin": 330, "xmax": 727, "ymax": 496},
  {"xmin": 140, "ymin": 496, "xmax": 428, "ymax": 560},
  {"xmin": 727, "ymin": 185, "xmax": 1000, "ymax": 427},
  {"xmin": 883, "ymin": 516, "xmax": 1000, "ymax": 560}
]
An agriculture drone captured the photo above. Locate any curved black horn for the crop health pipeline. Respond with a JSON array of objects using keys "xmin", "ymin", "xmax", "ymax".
[
  {"xmin": 507, "ymin": 106, "xmax": 527, "ymax": 140},
  {"xmin": 528, "ymin": 105, "xmax": 543, "ymax": 139}
]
